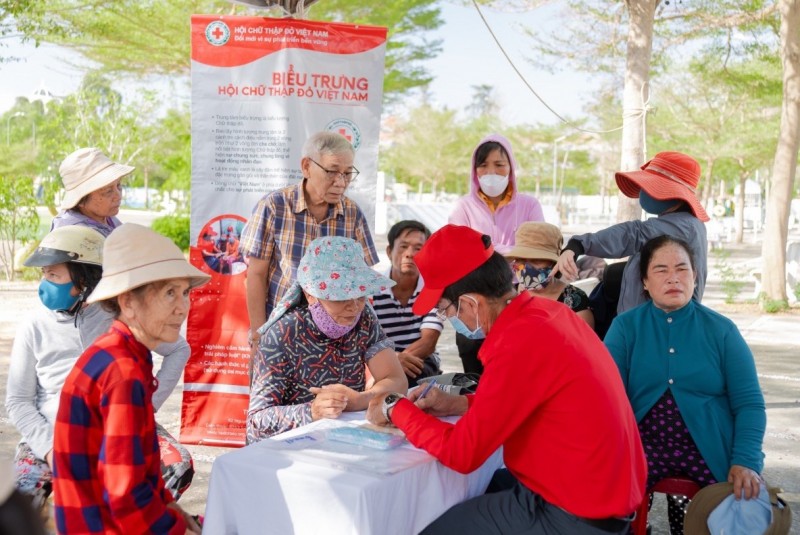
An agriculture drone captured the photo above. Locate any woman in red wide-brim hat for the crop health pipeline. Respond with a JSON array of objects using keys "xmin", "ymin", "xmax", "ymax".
[{"xmin": 552, "ymin": 151, "xmax": 709, "ymax": 337}]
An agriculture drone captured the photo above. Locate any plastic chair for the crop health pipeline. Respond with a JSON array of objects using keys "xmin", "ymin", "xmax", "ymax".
[{"xmin": 631, "ymin": 476, "xmax": 701, "ymax": 535}]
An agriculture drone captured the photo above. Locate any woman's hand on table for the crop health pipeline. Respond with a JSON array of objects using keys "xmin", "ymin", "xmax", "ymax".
[
  {"xmin": 309, "ymin": 386, "xmax": 349, "ymax": 420},
  {"xmin": 407, "ymin": 386, "xmax": 468, "ymax": 417},
  {"xmin": 728, "ymin": 464, "xmax": 762, "ymax": 500}
]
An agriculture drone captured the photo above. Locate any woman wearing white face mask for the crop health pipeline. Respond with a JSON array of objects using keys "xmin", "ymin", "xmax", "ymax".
[{"xmin": 448, "ymin": 134, "xmax": 544, "ymax": 375}]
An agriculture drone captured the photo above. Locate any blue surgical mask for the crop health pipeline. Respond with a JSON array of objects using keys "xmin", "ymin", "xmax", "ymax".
[
  {"xmin": 448, "ymin": 295, "xmax": 485, "ymax": 340},
  {"xmin": 514, "ymin": 263, "xmax": 553, "ymax": 292},
  {"xmin": 38, "ymin": 279, "xmax": 79, "ymax": 311},
  {"xmin": 639, "ymin": 190, "xmax": 681, "ymax": 215}
]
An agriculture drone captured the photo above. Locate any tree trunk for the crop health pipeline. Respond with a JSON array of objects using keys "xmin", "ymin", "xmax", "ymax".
[
  {"xmin": 761, "ymin": 0, "xmax": 800, "ymax": 305},
  {"xmin": 617, "ymin": 0, "xmax": 659, "ymax": 223},
  {"xmin": 735, "ymin": 172, "xmax": 747, "ymax": 244}
]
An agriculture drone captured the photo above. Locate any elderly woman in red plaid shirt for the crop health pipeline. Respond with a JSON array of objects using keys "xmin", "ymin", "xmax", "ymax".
[{"xmin": 52, "ymin": 224, "xmax": 209, "ymax": 535}]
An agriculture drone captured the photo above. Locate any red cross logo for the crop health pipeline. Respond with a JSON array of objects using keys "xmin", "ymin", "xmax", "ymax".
[
  {"xmin": 212, "ymin": 26, "xmax": 224, "ymax": 40},
  {"xmin": 338, "ymin": 128, "xmax": 352, "ymax": 142}
]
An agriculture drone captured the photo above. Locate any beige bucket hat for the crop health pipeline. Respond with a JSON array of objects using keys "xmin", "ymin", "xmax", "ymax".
[
  {"xmin": 59, "ymin": 148, "xmax": 135, "ymax": 210},
  {"xmin": 505, "ymin": 222, "xmax": 563, "ymax": 263},
  {"xmin": 87, "ymin": 223, "xmax": 211, "ymax": 303}
]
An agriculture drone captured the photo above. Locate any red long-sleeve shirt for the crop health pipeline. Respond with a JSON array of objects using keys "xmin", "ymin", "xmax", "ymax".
[
  {"xmin": 52, "ymin": 321, "xmax": 185, "ymax": 534},
  {"xmin": 392, "ymin": 292, "xmax": 647, "ymax": 519}
]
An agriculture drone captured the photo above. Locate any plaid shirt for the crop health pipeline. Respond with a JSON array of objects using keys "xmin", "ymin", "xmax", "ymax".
[
  {"xmin": 52, "ymin": 321, "xmax": 185, "ymax": 535},
  {"xmin": 239, "ymin": 181, "xmax": 379, "ymax": 317}
]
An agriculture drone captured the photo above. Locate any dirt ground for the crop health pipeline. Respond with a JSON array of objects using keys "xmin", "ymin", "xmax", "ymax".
[{"xmin": 1, "ymin": 231, "xmax": 798, "ymax": 534}]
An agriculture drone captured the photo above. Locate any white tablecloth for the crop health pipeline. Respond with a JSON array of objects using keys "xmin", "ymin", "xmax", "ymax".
[{"xmin": 203, "ymin": 413, "xmax": 503, "ymax": 534}]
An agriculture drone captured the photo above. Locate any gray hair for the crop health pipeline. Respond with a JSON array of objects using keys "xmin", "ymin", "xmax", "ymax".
[{"xmin": 301, "ymin": 131, "xmax": 354, "ymax": 160}]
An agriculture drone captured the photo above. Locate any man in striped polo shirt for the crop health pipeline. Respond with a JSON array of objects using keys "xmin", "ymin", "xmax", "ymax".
[{"xmin": 372, "ymin": 220, "xmax": 443, "ymax": 387}]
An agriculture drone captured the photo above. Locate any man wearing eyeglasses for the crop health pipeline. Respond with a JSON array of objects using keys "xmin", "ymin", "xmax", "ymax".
[{"xmin": 240, "ymin": 131, "xmax": 379, "ymax": 355}]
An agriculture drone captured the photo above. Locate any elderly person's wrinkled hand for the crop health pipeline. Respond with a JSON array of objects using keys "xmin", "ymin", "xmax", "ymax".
[
  {"xmin": 552, "ymin": 249, "xmax": 578, "ymax": 282},
  {"xmin": 365, "ymin": 394, "xmax": 391, "ymax": 426},
  {"xmin": 397, "ymin": 351, "xmax": 425, "ymax": 378},
  {"xmin": 407, "ymin": 386, "xmax": 468, "ymax": 418},
  {"xmin": 309, "ymin": 386, "xmax": 348, "ymax": 421},
  {"xmin": 728, "ymin": 464, "xmax": 762, "ymax": 500},
  {"xmin": 312, "ymin": 383, "xmax": 365, "ymax": 411}
]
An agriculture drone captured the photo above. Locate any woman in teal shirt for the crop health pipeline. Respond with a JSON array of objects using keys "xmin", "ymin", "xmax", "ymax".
[{"xmin": 604, "ymin": 235, "xmax": 765, "ymax": 535}]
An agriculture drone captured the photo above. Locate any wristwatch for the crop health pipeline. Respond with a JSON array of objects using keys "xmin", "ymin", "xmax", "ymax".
[{"xmin": 381, "ymin": 393, "xmax": 405, "ymax": 424}]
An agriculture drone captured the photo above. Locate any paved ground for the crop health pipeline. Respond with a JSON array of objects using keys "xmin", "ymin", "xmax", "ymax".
[{"xmin": 1, "ymin": 224, "xmax": 798, "ymax": 534}]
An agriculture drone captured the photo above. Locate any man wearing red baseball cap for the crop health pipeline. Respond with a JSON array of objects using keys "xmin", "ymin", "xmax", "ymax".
[{"xmin": 367, "ymin": 224, "xmax": 647, "ymax": 534}]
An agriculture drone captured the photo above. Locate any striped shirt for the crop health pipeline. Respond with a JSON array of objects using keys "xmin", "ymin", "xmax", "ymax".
[
  {"xmin": 372, "ymin": 268, "xmax": 443, "ymax": 369},
  {"xmin": 52, "ymin": 321, "xmax": 184, "ymax": 534},
  {"xmin": 239, "ymin": 181, "xmax": 379, "ymax": 317}
]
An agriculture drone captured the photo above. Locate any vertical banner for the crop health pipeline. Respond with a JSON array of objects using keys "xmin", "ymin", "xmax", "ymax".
[{"xmin": 183, "ymin": 15, "xmax": 387, "ymax": 446}]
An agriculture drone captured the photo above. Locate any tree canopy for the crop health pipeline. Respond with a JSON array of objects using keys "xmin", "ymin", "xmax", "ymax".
[{"xmin": 1, "ymin": 0, "xmax": 443, "ymax": 99}]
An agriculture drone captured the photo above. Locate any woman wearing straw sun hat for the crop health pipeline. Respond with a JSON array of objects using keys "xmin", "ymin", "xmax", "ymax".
[
  {"xmin": 505, "ymin": 222, "xmax": 594, "ymax": 328},
  {"xmin": 552, "ymin": 151, "xmax": 709, "ymax": 328},
  {"xmin": 51, "ymin": 223, "xmax": 208, "ymax": 534},
  {"xmin": 7, "ymin": 225, "xmax": 198, "ymax": 510},
  {"xmin": 246, "ymin": 235, "xmax": 407, "ymax": 442},
  {"xmin": 50, "ymin": 147, "xmax": 135, "ymax": 237}
]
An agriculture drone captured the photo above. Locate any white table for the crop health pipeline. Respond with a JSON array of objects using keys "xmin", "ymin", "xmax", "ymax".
[{"xmin": 203, "ymin": 413, "xmax": 503, "ymax": 534}]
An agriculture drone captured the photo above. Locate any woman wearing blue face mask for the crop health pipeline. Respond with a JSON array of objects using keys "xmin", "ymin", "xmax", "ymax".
[
  {"xmin": 505, "ymin": 222, "xmax": 594, "ymax": 328},
  {"xmin": 5, "ymin": 226, "xmax": 196, "ymax": 508},
  {"xmin": 552, "ymin": 151, "xmax": 709, "ymax": 337}
]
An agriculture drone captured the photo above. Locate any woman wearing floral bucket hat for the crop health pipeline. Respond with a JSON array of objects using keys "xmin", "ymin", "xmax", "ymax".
[
  {"xmin": 552, "ymin": 151, "xmax": 709, "ymax": 336},
  {"xmin": 246, "ymin": 236, "xmax": 407, "ymax": 442},
  {"xmin": 51, "ymin": 147, "xmax": 135, "ymax": 237},
  {"xmin": 51, "ymin": 223, "xmax": 208, "ymax": 534}
]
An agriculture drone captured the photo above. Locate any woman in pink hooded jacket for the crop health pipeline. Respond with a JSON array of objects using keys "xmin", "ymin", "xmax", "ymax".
[{"xmin": 448, "ymin": 134, "xmax": 544, "ymax": 374}]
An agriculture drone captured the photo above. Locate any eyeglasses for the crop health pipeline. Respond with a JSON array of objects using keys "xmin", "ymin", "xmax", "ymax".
[
  {"xmin": 309, "ymin": 158, "xmax": 359, "ymax": 185},
  {"xmin": 435, "ymin": 301, "xmax": 456, "ymax": 321}
]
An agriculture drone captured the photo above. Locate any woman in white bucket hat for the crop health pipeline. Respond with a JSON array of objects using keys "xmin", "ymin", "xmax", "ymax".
[
  {"xmin": 51, "ymin": 223, "xmax": 208, "ymax": 534},
  {"xmin": 51, "ymin": 147, "xmax": 135, "ymax": 237},
  {"xmin": 6, "ymin": 225, "xmax": 198, "ymax": 514}
]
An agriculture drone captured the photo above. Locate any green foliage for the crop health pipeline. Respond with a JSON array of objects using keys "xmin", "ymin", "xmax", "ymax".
[
  {"xmin": 8, "ymin": 0, "xmax": 443, "ymax": 100},
  {"xmin": 712, "ymin": 248, "xmax": 746, "ymax": 304},
  {"xmin": 151, "ymin": 215, "xmax": 190, "ymax": 252},
  {"xmin": 759, "ymin": 294, "xmax": 788, "ymax": 313},
  {"xmin": 310, "ymin": 0, "xmax": 443, "ymax": 98},
  {"xmin": 0, "ymin": 176, "xmax": 40, "ymax": 281}
]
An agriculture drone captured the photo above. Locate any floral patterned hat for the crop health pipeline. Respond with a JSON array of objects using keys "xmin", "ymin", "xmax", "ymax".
[
  {"xmin": 259, "ymin": 236, "xmax": 395, "ymax": 335},
  {"xmin": 298, "ymin": 236, "xmax": 394, "ymax": 299}
]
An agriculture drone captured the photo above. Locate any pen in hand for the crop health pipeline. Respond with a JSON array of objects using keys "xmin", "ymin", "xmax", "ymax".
[{"xmin": 417, "ymin": 379, "xmax": 438, "ymax": 400}]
